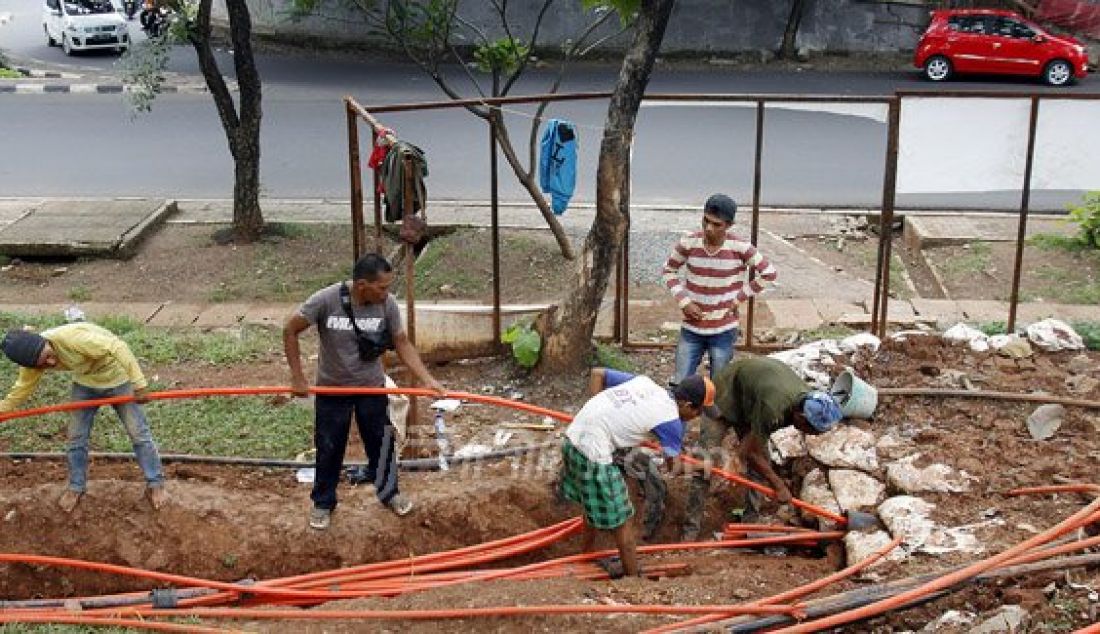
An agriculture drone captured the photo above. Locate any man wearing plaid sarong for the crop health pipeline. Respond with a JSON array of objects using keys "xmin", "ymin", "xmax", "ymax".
[{"xmin": 559, "ymin": 370, "xmax": 715, "ymax": 578}]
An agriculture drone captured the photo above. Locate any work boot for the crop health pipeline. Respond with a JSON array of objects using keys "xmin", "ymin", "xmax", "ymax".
[
  {"xmin": 58, "ymin": 489, "xmax": 83, "ymax": 513},
  {"xmin": 146, "ymin": 486, "xmax": 169, "ymax": 511},
  {"xmin": 309, "ymin": 507, "xmax": 332, "ymax": 530}
]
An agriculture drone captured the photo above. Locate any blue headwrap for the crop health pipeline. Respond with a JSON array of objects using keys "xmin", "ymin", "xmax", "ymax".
[{"xmin": 802, "ymin": 391, "xmax": 843, "ymax": 432}]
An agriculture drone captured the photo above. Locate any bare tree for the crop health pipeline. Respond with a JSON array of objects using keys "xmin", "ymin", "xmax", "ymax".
[
  {"xmin": 538, "ymin": 0, "xmax": 674, "ymax": 372},
  {"xmin": 122, "ymin": 0, "xmax": 264, "ymax": 243}
]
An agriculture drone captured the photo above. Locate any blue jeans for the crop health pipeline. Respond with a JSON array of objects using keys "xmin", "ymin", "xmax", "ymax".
[
  {"xmin": 674, "ymin": 328, "xmax": 737, "ymax": 383},
  {"xmin": 312, "ymin": 394, "xmax": 399, "ymax": 511},
  {"xmin": 68, "ymin": 382, "xmax": 165, "ymax": 493}
]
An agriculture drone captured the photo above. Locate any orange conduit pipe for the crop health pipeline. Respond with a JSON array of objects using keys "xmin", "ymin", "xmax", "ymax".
[
  {"xmin": 1075, "ymin": 623, "xmax": 1100, "ymax": 634},
  {"xmin": 0, "ymin": 387, "xmax": 574, "ymax": 424},
  {"xmin": 770, "ymin": 484, "xmax": 1100, "ymax": 633},
  {"xmin": 0, "ymin": 519, "xmax": 582, "ymax": 612},
  {"xmin": 1, "ymin": 521, "xmax": 586, "ymax": 608},
  {"xmin": 643, "ymin": 536, "xmax": 905, "ymax": 634},
  {"xmin": 86, "ymin": 602, "xmax": 809, "ymax": 623}
]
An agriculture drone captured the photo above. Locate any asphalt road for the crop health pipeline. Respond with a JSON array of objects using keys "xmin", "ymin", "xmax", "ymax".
[{"xmin": 1, "ymin": 0, "xmax": 1096, "ymax": 209}]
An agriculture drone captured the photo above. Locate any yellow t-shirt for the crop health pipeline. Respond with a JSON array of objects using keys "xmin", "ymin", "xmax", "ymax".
[{"xmin": 0, "ymin": 322, "xmax": 147, "ymax": 412}]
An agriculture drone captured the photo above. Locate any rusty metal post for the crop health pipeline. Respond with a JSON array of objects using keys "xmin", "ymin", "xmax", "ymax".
[
  {"xmin": 745, "ymin": 100, "xmax": 765, "ymax": 351},
  {"xmin": 489, "ymin": 109, "xmax": 502, "ymax": 351},
  {"xmin": 347, "ymin": 102, "xmax": 365, "ymax": 261},
  {"xmin": 621, "ymin": 153, "xmax": 632, "ymax": 346},
  {"xmin": 400, "ymin": 152, "xmax": 419, "ymax": 431},
  {"xmin": 875, "ymin": 97, "xmax": 901, "ymax": 339},
  {"xmin": 1007, "ymin": 96, "xmax": 1040, "ymax": 332}
]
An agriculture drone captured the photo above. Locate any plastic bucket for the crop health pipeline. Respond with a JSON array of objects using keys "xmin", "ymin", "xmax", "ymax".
[{"xmin": 830, "ymin": 368, "xmax": 878, "ymax": 419}]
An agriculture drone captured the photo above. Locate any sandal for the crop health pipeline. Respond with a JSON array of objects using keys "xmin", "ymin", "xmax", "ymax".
[{"xmin": 595, "ymin": 556, "xmax": 625, "ymax": 580}]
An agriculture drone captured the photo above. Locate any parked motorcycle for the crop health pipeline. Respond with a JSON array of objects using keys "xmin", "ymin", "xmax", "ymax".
[
  {"xmin": 122, "ymin": 0, "xmax": 139, "ymax": 20},
  {"xmin": 139, "ymin": 0, "xmax": 171, "ymax": 37}
]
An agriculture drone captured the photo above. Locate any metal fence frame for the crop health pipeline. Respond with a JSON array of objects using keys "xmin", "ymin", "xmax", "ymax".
[{"xmin": 345, "ymin": 89, "xmax": 1098, "ymax": 353}]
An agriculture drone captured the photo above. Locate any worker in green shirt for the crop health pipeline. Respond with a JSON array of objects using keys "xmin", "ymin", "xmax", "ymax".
[
  {"xmin": 1, "ymin": 323, "xmax": 167, "ymax": 513},
  {"xmin": 682, "ymin": 355, "xmax": 843, "ymax": 541}
]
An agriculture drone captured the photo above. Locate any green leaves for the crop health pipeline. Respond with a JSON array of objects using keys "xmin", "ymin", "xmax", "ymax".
[
  {"xmin": 1068, "ymin": 191, "xmax": 1100, "ymax": 249},
  {"xmin": 501, "ymin": 320, "xmax": 541, "ymax": 368},
  {"xmin": 473, "ymin": 37, "xmax": 531, "ymax": 74}
]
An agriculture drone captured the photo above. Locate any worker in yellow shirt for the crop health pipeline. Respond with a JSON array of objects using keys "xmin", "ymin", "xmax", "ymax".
[{"xmin": 1, "ymin": 323, "xmax": 168, "ymax": 512}]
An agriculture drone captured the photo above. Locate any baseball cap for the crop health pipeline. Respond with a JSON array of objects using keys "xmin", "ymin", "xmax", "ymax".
[{"xmin": 672, "ymin": 375, "xmax": 718, "ymax": 418}]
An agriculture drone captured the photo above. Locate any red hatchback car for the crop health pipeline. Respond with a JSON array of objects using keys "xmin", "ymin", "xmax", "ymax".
[{"xmin": 914, "ymin": 9, "xmax": 1089, "ymax": 86}]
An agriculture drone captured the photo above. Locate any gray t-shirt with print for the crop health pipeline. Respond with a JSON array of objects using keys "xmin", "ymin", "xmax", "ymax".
[{"xmin": 298, "ymin": 281, "xmax": 404, "ymax": 387}]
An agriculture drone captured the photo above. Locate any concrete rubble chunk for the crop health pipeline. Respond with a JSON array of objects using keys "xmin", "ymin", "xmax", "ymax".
[
  {"xmin": 1066, "ymin": 374, "xmax": 1100, "ymax": 395},
  {"xmin": 878, "ymin": 495, "xmax": 936, "ymax": 552},
  {"xmin": 829, "ymin": 469, "xmax": 886, "ymax": 511},
  {"xmin": 886, "ymin": 454, "xmax": 974, "ymax": 493},
  {"xmin": 1027, "ymin": 318, "xmax": 1084, "ymax": 352},
  {"xmin": 875, "ymin": 431, "xmax": 916, "ymax": 462},
  {"xmin": 921, "ymin": 609, "xmax": 976, "ymax": 632},
  {"xmin": 843, "ymin": 530, "xmax": 906, "ymax": 573},
  {"xmin": 805, "ymin": 426, "xmax": 879, "ymax": 472},
  {"xmin": 768, "ymin": 426, "xmax": 807, "ymax": 465},
  {"xmin": 1066, "ymin": 354, "xmax": 1093, "ymax": 375},
  {"xmin": 968, "ymin": 605, "xmax": 1028, "ymax": 634},
  {"xmin": 1027, "ymin": 404, "xmax": 1064, "ymax": 441},
  {"xmin": 800, "ymin": 468, "xmax": 841, "ymax": 529}
]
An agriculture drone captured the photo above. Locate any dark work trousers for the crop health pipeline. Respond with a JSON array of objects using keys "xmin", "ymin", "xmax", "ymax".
[
  {"xmin": 312, "ymin": 394, "xmax": 399, "ymax": 510},
  {"xmin": 613, "ymin": 447, "xmax": 668, "ymax": 539}
]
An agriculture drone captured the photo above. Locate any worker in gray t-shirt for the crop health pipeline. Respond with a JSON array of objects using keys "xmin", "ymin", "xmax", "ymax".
[{"xmin": 284, "ymin": 253, "xmax": 444, "ymax": 531}]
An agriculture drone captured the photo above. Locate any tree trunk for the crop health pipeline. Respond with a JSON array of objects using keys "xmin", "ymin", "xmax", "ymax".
[
  {"xmin": 537, "ymin": 0, "xmax": 675, "ymax": 374},
  {"xmin": 780, "ymin": 0, "xmax": 807, "ymax": 60},
  {"xmin": 190, "ymin": 0, "xmax": 264, "ymax": 243}
]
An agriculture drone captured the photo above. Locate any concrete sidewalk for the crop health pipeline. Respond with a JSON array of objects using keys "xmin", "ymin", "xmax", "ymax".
[{"xmin": 1, "ymin": 197, "xmax": 1096, "ymax": 349}]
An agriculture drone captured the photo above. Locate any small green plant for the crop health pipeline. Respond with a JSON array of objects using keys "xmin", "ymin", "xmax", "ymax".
[
  {"xmin": 1067, "ymin": 191, "xmax": 1100, "ymax": 248},
  {"xmin": 501, "ymin": 319, "xmax": 541, "ymax": 368},
  {"xmin": 67, "ymin": 285, "xmax": 92, "ymax": 302},
  {"xmin": 1071, "ymin": 320, "xmax": 1100, "ymax": 351},
  {"xmin": 976, "ymin": 320, "xmax": 1007, "ymax": 336},
  {"xmin": 592, "ymin": 342, "xmax": 635, "ymax": 372},
  {"xmin": 220, "ymin": 553, "xmax": 239, "ymax": 569}
]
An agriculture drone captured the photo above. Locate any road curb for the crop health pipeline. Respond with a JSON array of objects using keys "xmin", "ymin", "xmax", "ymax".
[{"xmin": 0, "ymin": 82, "xmax": 217, "ymax": 94}]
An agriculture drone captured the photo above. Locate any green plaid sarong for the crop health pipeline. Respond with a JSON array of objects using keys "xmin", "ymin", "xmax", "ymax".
[{"xmin": 559, "ymin": 439, "xmax": 634, "ymax": 530}]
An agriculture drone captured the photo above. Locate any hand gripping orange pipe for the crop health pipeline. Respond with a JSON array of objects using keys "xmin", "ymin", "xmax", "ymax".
[{"xmin": 770, "ymin": 484, "xmax": 1100, "ymax": 633}]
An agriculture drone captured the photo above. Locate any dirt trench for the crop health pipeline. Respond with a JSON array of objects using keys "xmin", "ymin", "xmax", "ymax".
[{"xmin": 0, "ymin": 465, "xmax": 573, "ymax": 600}]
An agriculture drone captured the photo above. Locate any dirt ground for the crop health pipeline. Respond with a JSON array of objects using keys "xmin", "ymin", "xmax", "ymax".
[{"xmin": 1, "ymin": 223, "xmax": 1099, "ymax": 631}]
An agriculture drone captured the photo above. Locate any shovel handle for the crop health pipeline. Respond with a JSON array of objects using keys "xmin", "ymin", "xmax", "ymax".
[{"xmin": 646, "ymin": 441, "xmax": 848, "ymax": 526}]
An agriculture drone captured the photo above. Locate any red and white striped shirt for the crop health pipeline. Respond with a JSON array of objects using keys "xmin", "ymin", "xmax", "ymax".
[{"xmin": 661, "ymin": 230, "xmax": 778, "ymax": 335}]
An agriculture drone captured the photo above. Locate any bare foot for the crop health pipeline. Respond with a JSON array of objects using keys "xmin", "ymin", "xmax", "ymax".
[
  {"xmin": 146, "ymin": 486, "xmax": 168, "ymax": 511},
  {"xmin": 58, "ymin": 489, "xmax": 83, "ymax": 513}
]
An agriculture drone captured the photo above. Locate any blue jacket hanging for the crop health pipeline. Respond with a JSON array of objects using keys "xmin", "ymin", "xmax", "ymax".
[{"xmin": 539, "ymin": 119, "xmax": 577, "ymax": 216}]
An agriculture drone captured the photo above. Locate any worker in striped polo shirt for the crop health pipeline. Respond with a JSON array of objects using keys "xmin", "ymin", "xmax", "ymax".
[{"xmin": 661, "ymin": 193, "xmax": 778, "ymax": 383}]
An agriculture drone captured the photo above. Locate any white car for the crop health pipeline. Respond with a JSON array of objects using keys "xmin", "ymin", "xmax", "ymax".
[{"xmin": 43, "ymin": 0, "xmax": 129, "ymax": 55}]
